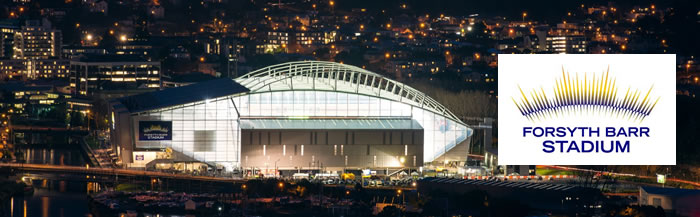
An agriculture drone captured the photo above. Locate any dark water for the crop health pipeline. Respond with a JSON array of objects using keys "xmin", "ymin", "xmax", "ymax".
[
  {"xmin": 8, "ymin": 189, "xmax": 91, "ymax": 217},
  {"xmin": 7, "ymin": 146, "xmax": 92, "ymax": 217},
  {"xmin": 19, "ymin": 146, "xmax": 87, "ymax": 166}
]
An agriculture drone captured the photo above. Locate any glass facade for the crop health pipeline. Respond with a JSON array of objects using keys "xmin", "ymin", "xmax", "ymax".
[
  {"xmin": 137, "ymin": 90, "xmax": 470, "ymax": 170},
  {"xmin": 136, "ymin": 96, "xmax": 240, "ymax": 170}
]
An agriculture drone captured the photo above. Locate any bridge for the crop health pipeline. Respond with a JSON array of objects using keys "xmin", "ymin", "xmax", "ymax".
[
  {"xmin": 1, "ymin": 163, "xmax": 242, "ymax": 182},
  {"xmin": 1, "ymin": 163, "xmax": 245, "ymax": 192}
]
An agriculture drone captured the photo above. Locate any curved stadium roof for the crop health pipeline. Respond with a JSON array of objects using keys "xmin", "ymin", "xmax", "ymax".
[{"xmin": 235, "ymin": 61, "xmax": 465, "ymax": 125}]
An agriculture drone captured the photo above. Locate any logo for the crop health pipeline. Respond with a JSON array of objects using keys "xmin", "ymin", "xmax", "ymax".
[
  {"xmin": 138, "ymin": 121, "xmax": 172, "ymax": 141},
  {"xmin": 143, "ymin": 124, "xmax": 169, "ymax": 133},
  {"xmin": 512, "ymin": 67, "xmax": 660, "ymax": 122},
  {"xmin": 498, "ymin": 54, "xmax": 675, "ymax": 165}
]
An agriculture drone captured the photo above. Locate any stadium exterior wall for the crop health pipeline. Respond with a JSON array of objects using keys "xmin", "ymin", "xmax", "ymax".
[{"xmin": 109, "ymin": 61, "xmax": 473, "ymax": 172}]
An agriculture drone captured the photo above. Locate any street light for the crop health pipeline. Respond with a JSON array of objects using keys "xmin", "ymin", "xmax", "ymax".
[
  {"xmin": 274, "ymin": 158, "xmax": 281, "ymax": 177},
  {"xmin": 522, "ymin": 12, "xmax": 527, "ymax": 22},
  {"xmin": 86, "ymin": 110, "xmax": 91, "ymax": 131}
]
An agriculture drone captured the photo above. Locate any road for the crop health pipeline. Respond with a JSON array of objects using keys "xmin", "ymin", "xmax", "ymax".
[
  {"xmin": 540, "ymin": 165, "xmax": 700, "ymax": 187},
  {"xmin": 1, "ymin": 163, "xmax": 418, "ymax": 190},
  {"xmin": 0, "ymin": 162, "xmax": 241, "ymax": 183}
]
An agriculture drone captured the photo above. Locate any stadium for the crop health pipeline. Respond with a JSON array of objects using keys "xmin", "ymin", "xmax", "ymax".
[{"xmin": 109, "ymin": 61, "xmax": 473, "ymax": 175}]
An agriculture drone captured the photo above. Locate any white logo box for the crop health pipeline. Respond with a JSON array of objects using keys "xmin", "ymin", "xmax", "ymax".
[{"xmin": 497, "ymin": 54, "xmax": 676, "ymax": 165}]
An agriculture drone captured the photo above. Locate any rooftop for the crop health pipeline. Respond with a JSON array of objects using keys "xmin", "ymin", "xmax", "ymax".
[
  {"xmin": 118, "ymin": 78, "xmax": 249, "ymax": 113},
  {"xmin": 0, "ymin": 82, "xmax": 53, "ymax": 92},
  {"xmin": 421, "ymin": 177, "xmax": 582, "ymax": 192},
  {"xmin": 641, "ymin": 186, "xmax": 700, "ymax": 197},
  {"xmin": 73, "ymin": 54, "xmax": 154, "ymax": 63}
]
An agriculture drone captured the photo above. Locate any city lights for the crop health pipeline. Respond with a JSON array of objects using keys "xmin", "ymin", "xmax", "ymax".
[{"xmin": 0, "ymin": 1, "xmax": 696, "ymax": 216}]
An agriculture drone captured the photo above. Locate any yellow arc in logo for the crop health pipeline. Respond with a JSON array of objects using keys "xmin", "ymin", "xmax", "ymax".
[{"xmin": 512, "ymin": 66, "xmax": 660, "ymax": 122}]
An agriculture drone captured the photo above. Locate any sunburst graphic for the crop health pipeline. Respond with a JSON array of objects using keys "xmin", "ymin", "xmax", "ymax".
[{"xmin": 512, "ymin": 66, "xmax": 660, "ymax": 122}]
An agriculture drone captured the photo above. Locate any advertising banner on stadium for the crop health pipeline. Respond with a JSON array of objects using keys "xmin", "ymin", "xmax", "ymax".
[{"xmin": 138, "ymin": 121, "xmax": 172, "ymax": 141}]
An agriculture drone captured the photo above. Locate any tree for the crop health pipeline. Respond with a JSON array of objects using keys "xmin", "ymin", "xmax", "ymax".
[
  {"xmin": 99, "ymin": 30, "xmax": 117, "ymax": 49},
  {"xmin": 377, "ymin": 205, "xmax": 401, "ymax": 217},
  {"xmin": 69, "ymin": 111, "xmax": 85, "ymax": 127},
  {"xmin": 408, "ymin": 81, "xmax": 497, "ymax": 118}
]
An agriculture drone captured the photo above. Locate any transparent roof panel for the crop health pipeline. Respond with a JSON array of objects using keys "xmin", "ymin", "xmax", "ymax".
[
  {"xmin": 235, "ymin": 61, "xmax": 464, "ymax": 125},
  {"xmin": 239, "ymin": 118, "xmax": 424, "ymax": 130}
]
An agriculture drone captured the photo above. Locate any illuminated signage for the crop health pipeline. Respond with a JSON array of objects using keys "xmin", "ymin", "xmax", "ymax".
[
  {"xmin": 657, "ymin": 174, "xmax": 666, "ymax": 184},
  {"xmin": 138, "ymin": 121, "xmax": 172, "ymax": 141}
]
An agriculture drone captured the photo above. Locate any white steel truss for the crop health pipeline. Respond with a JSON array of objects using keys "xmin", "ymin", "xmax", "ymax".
[{"xmin": 235, "ymin": 61, "xmax": 465, "ymax": 125}]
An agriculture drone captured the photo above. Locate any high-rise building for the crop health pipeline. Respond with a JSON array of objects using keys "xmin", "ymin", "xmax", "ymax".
[
  {"xmin": 0, "ymin": 20, "xmax": 20, "ymax": 58},
  {"xmin": 70, "ymin": 55, "xmax": 161, "ymax": 96},
  {"xmin": 13, "ymin": 19, "xmax": 62, "ymax": 60},
  {"xmin": 545, "ymin": 35, "xmax": 587, "ymax": 54},
  {"xmin": 0, "ymin": 59, "xmax": 69, "ymax": 80},
  {"xmin": 543, "ymin": 23, "xmax": 587, "ymax": 54}
]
